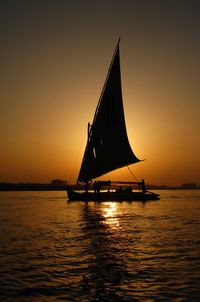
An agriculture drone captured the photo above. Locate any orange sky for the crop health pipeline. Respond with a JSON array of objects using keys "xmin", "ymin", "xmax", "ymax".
[{"xmin": 0, "ymin": 0, "xmax": 200, "ymax": 186}]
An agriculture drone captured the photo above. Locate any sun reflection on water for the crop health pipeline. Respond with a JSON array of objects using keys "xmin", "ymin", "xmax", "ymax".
[{"xmin": 100, "ymin": 202, "xmax": 120, "ymax": 229}]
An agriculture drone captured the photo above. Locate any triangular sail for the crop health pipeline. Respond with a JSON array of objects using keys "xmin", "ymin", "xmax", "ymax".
[{"xmin": 78, "ymin": 39, "xmax": 140, "ymax": 183}]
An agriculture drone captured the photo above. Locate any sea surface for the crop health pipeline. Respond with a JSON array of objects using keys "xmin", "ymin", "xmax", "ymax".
[{"xmin": 0, "ymin": 190, "xmax": 200, "ymax": 301}]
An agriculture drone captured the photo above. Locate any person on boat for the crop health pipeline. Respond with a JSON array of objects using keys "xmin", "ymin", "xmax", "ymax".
[
  {"xmin": 93, "ymin": 181, "xmax": 101, "ymax": 193},
  {"xmin": 85, "ymin": 182, "xmax": 89, "ymax": 193},
  {"xmin": 93, "ymin": 181, "xmax": 97, "ymax": 193},
  {"xmin": 141, "ymin": 179, "xmax": 147, "ymax": 194}
]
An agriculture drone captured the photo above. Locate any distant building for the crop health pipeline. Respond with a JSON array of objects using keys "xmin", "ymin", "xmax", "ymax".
[
  {"xmin": 51, "ymin": 179, "xmax": 67, "ymax": 186},
  {"xmin": 180, "ymin": 183, "xmax": 197, "ymax": 189}
]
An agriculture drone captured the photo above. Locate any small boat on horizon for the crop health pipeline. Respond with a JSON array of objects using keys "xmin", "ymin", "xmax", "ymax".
[{"xmin": 67, "ymin": 39, "xmax": 159, "ymax": 202}]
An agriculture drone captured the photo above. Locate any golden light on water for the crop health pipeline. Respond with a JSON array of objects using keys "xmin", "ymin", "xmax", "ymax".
[{"xmin": 101, "ymin": 202, "xmax": 120, "ymax": 229}]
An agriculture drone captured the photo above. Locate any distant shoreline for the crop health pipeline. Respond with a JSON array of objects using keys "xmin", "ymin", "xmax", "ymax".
[
  {"xmin": 0, "ymin": 183, "xmax": 67, "ymax": 191},
  {"xmin": 0, "ymin": 182, "xmax": 199, "ymax": 191}
]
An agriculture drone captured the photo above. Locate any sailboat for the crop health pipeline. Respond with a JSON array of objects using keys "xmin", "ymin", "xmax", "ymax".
[{"xmin": 67, "ymin": 39, "xmax": 159, "ymax": 202}]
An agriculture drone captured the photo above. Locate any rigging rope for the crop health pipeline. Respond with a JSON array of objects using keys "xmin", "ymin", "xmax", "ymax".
[
  {"xmin": 68, "ymin": 138, "xmax": 85, "ymax": 184},
  {"xmin": 127, "ymin": 166, "xmax": 140, "ymax": 182}
]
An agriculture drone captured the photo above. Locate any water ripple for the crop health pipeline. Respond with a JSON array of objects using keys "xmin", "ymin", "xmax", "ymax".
[{"xmin": 0, "ymin": 191, "xmax": 200, "ymax": 301}]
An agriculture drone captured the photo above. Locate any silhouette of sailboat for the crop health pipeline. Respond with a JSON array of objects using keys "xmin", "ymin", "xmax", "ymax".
[{"xmin": 67, "ymin": 39, "xmax": 159, "ymax": 201}]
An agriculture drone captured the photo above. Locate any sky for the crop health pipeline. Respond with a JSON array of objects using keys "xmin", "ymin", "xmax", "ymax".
[{"xmin": 0, "ymin": 0, "xmax": 200, "ymax": 186}]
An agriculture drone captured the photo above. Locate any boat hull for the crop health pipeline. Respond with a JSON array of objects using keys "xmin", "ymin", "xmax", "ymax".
[{"xmin": 67, "ymin": 188, "xmax": 159, "ymax": 202}]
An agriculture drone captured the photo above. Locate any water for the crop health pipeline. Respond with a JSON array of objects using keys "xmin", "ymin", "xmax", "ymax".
[{"xmin": 0, "ymin": 190, "xmax": 200, "ymax": 301}]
